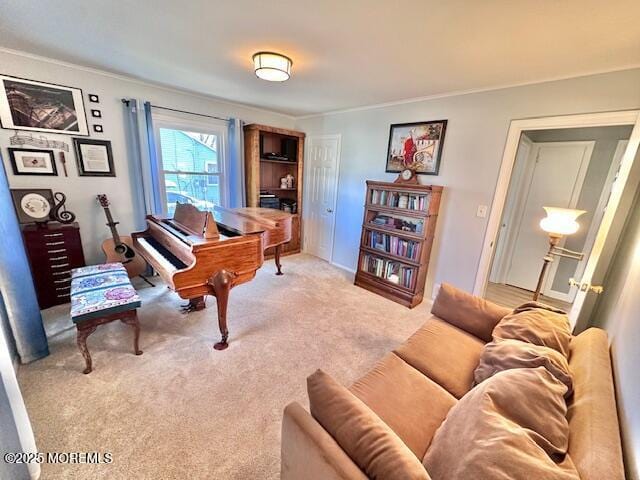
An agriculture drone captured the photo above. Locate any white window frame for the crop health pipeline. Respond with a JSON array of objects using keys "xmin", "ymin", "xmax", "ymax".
[{"xmin": 152, "ymin": 110, "xmax": 229, "ymax": 215}]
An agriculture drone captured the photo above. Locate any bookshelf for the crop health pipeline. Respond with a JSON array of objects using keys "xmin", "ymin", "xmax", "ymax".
[
  {"xmin": 244, "ymin": 124, "xmax": 305, "ymax": 256},
  {"xmin": 354, "ymin": 180, "xmax": 443, "ymax": 308}
]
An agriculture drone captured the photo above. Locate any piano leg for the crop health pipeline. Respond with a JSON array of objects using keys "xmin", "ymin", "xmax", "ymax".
[
  {"xmin": 274, "ymin": 244, "xmax": 283, "ymax": 276},
  {"xmin": 210, "ymin": 269, "xmax": 234, "ymax": 350}
]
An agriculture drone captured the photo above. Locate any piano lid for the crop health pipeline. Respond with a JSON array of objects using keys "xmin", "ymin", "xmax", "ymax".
[
  {"xmin": 222, "ymin": 207, "xmax": 292, "ymax": 228},
  {"xmin": 212, "ymin": 206, "xmax": 267, "ymax": 236}
]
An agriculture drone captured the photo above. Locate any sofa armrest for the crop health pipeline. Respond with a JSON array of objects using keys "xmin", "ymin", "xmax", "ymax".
[{"xmin": 281, "ymin": 402, "xmax": 367, "ymax": 480}]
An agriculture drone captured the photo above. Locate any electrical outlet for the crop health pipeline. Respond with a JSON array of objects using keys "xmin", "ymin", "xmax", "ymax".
[{"xmin": 476, "ymin": 205, "xmax": 488, "ymax": 218}]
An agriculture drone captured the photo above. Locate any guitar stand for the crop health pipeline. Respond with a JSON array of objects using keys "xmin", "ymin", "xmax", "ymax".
[{"xmin": 139, "ymin": 275, "xmax": 156, "ymax": 287}]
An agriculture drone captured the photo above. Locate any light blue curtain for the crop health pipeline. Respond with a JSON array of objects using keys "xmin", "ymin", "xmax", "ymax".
[
  {"xmin": 227, "ymin": 118, "xmax": 246, "ymax": 208},
  {"xmin": 0, "ymin": 154, "xmax": 48, "ymax": 364},
  {"xmin": 122, "ymin": 99, "xmax": 164, "ymax": 223}
]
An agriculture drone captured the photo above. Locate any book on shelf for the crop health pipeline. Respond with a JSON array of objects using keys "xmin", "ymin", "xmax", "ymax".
[
  {"xmin": 366, "ymin": 231, "xmax": 421, "ymax": 260},
  {"xmin": 370, "ymin": 189, "xmax": 430, "ymax": 211},
  {"xmin": 360, "ymin": 253, "xmax": 416, "ymax": 289},
  {"xmin": 370, "ymin": 213, "xmax": 424, "ymax": 234}
]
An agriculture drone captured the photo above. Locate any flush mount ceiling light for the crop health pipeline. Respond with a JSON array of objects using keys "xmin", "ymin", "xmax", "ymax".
[{"xmin": 253, "ymin": 52, "xmax": 292, "ymax": 82}]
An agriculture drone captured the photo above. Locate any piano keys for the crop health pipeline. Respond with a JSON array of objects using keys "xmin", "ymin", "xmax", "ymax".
[{"xmin": 132, "ymin": 203, "xmax": 293, "ymax": 350}]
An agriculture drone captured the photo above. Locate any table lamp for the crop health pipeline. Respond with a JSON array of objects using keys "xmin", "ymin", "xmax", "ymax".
[{"xmin": 533, "ymin": 207, "xmax": 586, "ymax": 301}]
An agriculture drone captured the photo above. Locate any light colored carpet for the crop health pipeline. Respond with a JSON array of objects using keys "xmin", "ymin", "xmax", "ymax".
[{"xmin": 18, "ymin": 254, "xmax": 432, "ymax": 479}]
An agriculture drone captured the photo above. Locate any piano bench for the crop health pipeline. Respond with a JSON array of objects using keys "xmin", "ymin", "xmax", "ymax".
[{"xmin": 70, "ymin": 263, "xmax": 143, "ymax": 374}]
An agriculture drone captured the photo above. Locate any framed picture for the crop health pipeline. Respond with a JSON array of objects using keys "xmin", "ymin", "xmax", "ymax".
[
  {"xmin": 91, "ymin": 109, "xmax": 102, "ymax": 118},
  {"xmin": 88, "ymin": 94, "xmax": 100, "ymax": 103},
  {"xmin": 8, "ymin": 148, "xmax": 58, "ymax": 176},
  {"xmin": 73, "ymin": 138, "xmax": 115, "ymax": 176},
  {"xmin": 10, "ymin": 188, "xmax": 55, "ymax": 224},
  {"xmin": 93, "ymin": 124, "xmax": 104, "ymax": 133},
  {"xmin": 386, "ymin": 120, "xmax": 448, "ymax": 175},
  {"xmin": 0, "ymin": 74, "xmax": 89, "ymax": 136}
]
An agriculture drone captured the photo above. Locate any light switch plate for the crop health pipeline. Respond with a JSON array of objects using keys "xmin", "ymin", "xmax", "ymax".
[{"xmin": 476, "ymin": 205, "xmax": 488, "ymax": 218}]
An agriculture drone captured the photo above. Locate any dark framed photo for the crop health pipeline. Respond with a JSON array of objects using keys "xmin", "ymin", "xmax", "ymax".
[
  {"xmin": 8, "ymin": 148, "xmax": 58, "ymax": 176},
  {"xmin": 93, "ymin": 124, "xmax": 104, "ymax": 133},
  {"xmin": 91, "ymin": 109, "xmax": 102, "ymax": 118},
  {"xmin": 386, "ymin": 120, "xmax": 447, "ymax": 175},
  {"xmin": 88, "ymin": 94, "xmax": 100, "ymax": 103},
  {"xmin": 73, "ymin": 138, "xmax": 115, "ymax": 177},
  {"xmin": 10, "ymin": 188, "xmax": 55, "ymax": 224},
  {"xmin": 0, "ymin": 74, "xmax": 89, "ymax": 136}
]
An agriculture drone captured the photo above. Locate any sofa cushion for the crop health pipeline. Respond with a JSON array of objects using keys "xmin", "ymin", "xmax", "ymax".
[
  {"xmin": 307, "ymin": 369, "xmax": 431, "ymax": 480},
  {"xmin": 493, "ymin": 303, "xmax": 572, "ymax": 357},
  {"xmin": 350, "ymin": 353, "xmax": 457, "ymax": 459},
  {"xmin": 431, "ymin": 282, "xmax": 511, "ymax": 342},
  {"xmin": 567, "ymin": 328, "xmax": 625, "ymax": 480},
  {"xmin": 395, "ymin": 316, "xmax": 484, "ymax": 398},
  {"xmin": 423, "ymin": 367, "xmax": 578, "ymax": 480},
  {"xmin": 474, "ymin": 339, "xmax": 573, "ymax": 396}
]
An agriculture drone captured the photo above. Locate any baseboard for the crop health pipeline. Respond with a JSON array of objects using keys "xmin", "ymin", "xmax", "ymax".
[{"xmin": 330, "ymin": 260, "xmax": 356, "ymax": 274}]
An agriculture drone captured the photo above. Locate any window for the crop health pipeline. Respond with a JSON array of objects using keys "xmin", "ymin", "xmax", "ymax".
[{"xmin": 155, "ymin": 125, "xmax": 226, "ymax": 217}]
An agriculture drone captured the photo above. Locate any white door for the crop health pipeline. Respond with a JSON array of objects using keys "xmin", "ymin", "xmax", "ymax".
[
  {"xmin": 571, "ymin": 122, "xmax": 640, "ymax": 329},
  {"xmin": 304, "ymin": 135, "xmax": 341, "ymax": 261},
  {"xmin": 505, "ymin": 141, "xmax": 594, "ymax": 292}
]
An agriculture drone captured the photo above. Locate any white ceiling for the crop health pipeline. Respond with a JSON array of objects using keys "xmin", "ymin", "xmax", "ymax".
[{"xmin": 1, "ymin": 0, "xmax": 639, "ymax": 117}]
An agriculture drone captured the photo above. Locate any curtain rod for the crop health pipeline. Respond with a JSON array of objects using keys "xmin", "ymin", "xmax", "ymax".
[{"xmin": 121, "ymin": 99, "xmax": 230, "ymax": 122}]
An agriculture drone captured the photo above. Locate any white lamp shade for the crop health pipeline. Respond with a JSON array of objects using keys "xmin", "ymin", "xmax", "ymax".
[
  {"xmin": 539, "ymin": 207, "xmax": 586, "ymax": 236},
  {"xmin": 253, "ymin": 52, "xmax": 292, "ymax": 82}
]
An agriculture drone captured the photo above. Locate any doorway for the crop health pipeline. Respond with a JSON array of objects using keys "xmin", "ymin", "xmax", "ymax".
[
  {"xmin": 475, "ymin": 111, "xmax": 640, "ymax": 328},
  {"xmin": 303, "ymin": 135, "xmax": 341, "ymax": 261}
]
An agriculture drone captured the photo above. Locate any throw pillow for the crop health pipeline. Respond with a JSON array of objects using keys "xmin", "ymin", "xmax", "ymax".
[
  {"xmin": 474, "ymin": 339, "xmax": 573, "ymax": 396},
  {"xmin": 493, "ymin": 303, "xmax": 572, "ymax": 357},
  {"xmin": 307, "ymin": 369, "xmax": 431, "ymax": 480},
  {"xmin": 423, "ymin": 367, "xmax": 578, "ymax": 480}
]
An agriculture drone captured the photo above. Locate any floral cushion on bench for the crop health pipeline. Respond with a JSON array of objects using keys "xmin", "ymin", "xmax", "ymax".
[{"xmin": 70, "ymin": 263, "xmax": 141, "ymax": 323}]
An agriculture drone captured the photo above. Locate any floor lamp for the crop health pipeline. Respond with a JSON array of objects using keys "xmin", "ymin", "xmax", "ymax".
[{"xmin": 533, "ymin": 207, "xmax": 586, "ymax": 301}]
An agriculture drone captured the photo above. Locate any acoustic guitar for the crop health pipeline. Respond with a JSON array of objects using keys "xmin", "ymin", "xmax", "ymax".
[{"xmin": 97, "ymin": 194, "xmax": 149, "ymax": 280}]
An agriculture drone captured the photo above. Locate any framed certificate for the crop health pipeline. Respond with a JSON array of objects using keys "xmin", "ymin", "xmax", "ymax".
[{"xmin": 73, "ymin": 138, "xmax": 115, "ymax": 176}]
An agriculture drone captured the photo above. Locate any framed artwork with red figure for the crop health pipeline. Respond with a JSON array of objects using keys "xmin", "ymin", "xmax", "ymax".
[{"xmin": 385, "ymin": 120, "xmax": 447, "ymax": 175}]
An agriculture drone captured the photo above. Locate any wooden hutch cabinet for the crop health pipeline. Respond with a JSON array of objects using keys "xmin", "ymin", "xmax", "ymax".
[
  {"xmin": 355, "ymin": 181, "xmax": 443, "ymax": 308},
  {"xmin": 243, "ymin": 124, "xmax": 305, "ymax": 256}
]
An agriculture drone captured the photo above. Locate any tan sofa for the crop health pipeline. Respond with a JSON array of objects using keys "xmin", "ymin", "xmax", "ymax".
[{"xmin": 281, "ymin": 286, "xmax": 624, "ymax": 479}]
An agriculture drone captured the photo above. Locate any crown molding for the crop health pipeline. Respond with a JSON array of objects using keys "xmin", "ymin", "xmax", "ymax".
[
  {"xmin": 294, "ymin": 64, "xmax": 640, "ymax": 120},
  {"xmin": 2, "ymin": 46, "xmax": 638, "ymax": 122},
  {"xmin": 0, "ymin": 46, "xmax": 296, "ymax": 121}
]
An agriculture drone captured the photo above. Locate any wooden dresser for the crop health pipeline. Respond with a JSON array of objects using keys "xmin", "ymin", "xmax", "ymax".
[
  {"xmin": 355, "ymin": 181, "xmax": 443, "ymax": 308},
  {"xmin": 22, "ymin": 222, "xmax": 86, "ymax": 309}
]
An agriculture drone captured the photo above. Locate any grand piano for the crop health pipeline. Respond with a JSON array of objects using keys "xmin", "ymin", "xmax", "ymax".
[{"xmin": 132, "ymin": 203, "xmax": 293, "ymax": 350}]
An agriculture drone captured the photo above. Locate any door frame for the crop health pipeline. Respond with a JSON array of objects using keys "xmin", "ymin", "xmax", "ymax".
[
  {"xmin": 473, "ymin": 110, "xmax": 640, "ymax": 307},
  {"xmin": 303, "ymin": 134, "xmax": 342, "ymax": 262},
  {"xmin": 490, "ymin": 134, "xmax": 532, "ymax": 284}
]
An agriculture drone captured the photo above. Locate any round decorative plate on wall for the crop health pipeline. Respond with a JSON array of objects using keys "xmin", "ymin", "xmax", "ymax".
[
  {"xmin": 20, "ymin": 193, "xmax": 52, "ymax": 220},
  {"xmin": 10, "ymin": 189, "xmax": 55, "ymax": 224}
]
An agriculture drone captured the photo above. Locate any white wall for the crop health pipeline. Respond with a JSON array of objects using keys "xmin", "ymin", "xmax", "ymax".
[
  {"xmin": 593, "ymin": 187, "xmax": 640, "ymax": 480},
  {"xmin": 0, "ymin": 49, "xmax": 295, "ymax": 264},
  {"xmin": 295, "ymin": 68, "xmax": 640, "ymax": 295}
]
